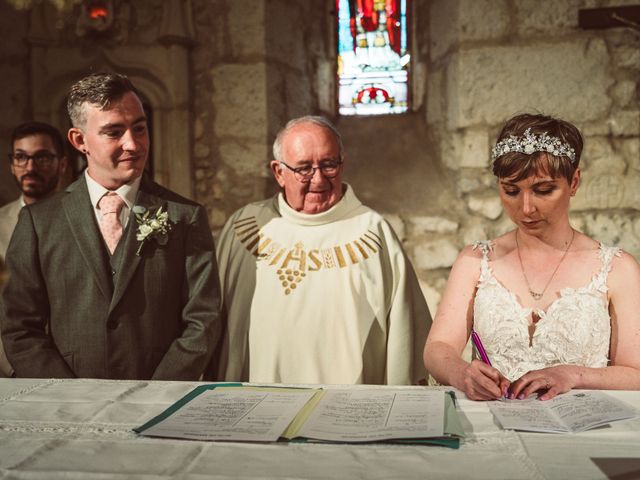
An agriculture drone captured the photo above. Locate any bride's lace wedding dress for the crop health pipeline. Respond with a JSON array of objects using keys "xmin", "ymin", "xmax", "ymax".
[{"xmin": 472, "ymin": 241, "xmax": 619, "ymax": 381}]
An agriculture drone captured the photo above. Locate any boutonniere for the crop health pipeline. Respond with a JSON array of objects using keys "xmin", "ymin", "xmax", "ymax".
[{"xmin": 133, "ymin": 205, "xmax": 172, "ymax": 256}]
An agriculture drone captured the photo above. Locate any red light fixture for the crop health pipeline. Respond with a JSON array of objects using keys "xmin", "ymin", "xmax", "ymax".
[
  {"xmin": 88, "ymin": 5, "xmax": 109, "ymax": 20},
  {"xmin": 77, "ymin": 0, "xmax": 115, "ymax": 34}
]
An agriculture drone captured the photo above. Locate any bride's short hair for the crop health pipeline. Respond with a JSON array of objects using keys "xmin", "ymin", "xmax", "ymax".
[{"xmin": 492, "ymin": 113, "xmax": 583, "ymax": 184}]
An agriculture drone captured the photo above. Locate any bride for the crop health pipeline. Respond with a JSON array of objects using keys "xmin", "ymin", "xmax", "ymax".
[{"xmin": 423, "ymin": 113, "xmax": 640, "ymax": 401}]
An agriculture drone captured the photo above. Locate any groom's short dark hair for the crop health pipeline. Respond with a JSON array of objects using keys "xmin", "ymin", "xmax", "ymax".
[{"xmin": 67, "ymin": 72, "xmax": 138, "ymax": 128}]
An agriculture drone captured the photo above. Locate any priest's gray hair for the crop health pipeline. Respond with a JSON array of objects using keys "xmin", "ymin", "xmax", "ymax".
[{"xmin": 273, "ymin": 115, "xmax": 344, "ymax": 162}]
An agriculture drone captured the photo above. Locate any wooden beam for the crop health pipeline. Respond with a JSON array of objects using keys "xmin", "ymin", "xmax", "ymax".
[{"xmin": 578, "ymin": 6, "xmax": 640, "ymax": 30}]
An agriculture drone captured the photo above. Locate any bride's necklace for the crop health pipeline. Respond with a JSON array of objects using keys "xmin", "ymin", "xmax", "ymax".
[{"xmin": 515, "ymin": 229, "xmax": 575, "ymax": 300}]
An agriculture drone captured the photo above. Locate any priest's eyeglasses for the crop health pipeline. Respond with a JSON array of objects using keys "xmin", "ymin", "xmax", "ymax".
[
  {"xmin": 279, "ymin": 160, "xmax": 343, "ymax": 183},
  {"xmin": 8, "ymin": 152, "xmax": 58, "ymax": 168}
]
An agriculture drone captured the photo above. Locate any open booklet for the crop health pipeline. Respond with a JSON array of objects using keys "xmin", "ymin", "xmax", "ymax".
[
  {"xmin": 135, "ymin": 384, "xmax": 465, "ymax": 448},
  {"xmin": 489, "ymin": 390, "xmax": 637, "ymax": 433}
]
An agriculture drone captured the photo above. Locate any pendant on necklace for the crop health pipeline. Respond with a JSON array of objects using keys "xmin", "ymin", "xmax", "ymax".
[{"xmin": 529, "ymin": 290, "xmax": 543, "ymax": 300}]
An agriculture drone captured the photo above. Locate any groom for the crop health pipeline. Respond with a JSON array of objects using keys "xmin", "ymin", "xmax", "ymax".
[{"xmin": 0, "ymin": 72, "xmax": 221, "ymax": 379}]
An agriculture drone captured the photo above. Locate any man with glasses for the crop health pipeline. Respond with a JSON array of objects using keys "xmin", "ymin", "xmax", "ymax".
[
  {"xmin": 0, "ymin": 122, "xmax": 67, "ymax": 263},
  {"xmin": 209, "ymin": 115, "xmax": 431, "ymax": 385},
  {"xmin": 0, "ymin": 122, "xmax": 67, "ymax": 377}
]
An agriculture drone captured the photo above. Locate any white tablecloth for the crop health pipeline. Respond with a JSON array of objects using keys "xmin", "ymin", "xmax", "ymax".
[{"xmin": 0, "ymin": 379, "xmax": 638, "ymax": 479}]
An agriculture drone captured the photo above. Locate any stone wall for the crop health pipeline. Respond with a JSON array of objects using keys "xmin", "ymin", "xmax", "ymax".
[
  {"xmin": 191, "ymin": 0, "xmax": 333, "ymax": 227},
  {"xmin": 190, "ymin": 0, "xmax": 273, "ymax": 228}
]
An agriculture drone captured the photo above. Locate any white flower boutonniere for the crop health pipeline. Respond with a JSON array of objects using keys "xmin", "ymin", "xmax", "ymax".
[{"xmin": 133, "ymin": 205, "xmax": 172, "ymax": 256}]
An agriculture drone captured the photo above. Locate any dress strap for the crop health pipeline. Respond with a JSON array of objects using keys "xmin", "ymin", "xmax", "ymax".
[
  {"xmin": 589, "ymin": 243, "xmax": 622, "ymax": 293},
  {"xmin": 472, "ymin": 240, "xmax": 493, "ymax": 280}
]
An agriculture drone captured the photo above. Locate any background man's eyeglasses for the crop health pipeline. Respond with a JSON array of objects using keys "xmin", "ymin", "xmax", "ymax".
[
  {"xmin": 8, "ymin": 152, "xmax": 58, "ymax": 168},
  {"xmin": 280, "ymin": 160, "xmax": 343, "ymax": 182}
]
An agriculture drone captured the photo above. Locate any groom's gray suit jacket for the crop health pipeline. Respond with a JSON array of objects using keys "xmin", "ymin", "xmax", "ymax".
[{"xmin": 0, "ymin": 175, "xmax": 221, "ymax": 380}]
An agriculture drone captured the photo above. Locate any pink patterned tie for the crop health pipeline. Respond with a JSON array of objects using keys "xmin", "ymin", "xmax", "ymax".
[{"xmin": 98, "ymin": 192, "xmax": 125, "ymax": 254}]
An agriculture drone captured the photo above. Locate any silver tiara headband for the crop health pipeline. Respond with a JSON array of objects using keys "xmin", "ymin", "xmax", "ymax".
[{"xmin": 491, "ymin": 128, "xmax": 576, "ymax": 163}]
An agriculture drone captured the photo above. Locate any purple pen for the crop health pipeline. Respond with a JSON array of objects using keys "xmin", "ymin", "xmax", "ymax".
[{"xmin": 471, "ymin": 330, "xmax": 492, "ymax": 366}]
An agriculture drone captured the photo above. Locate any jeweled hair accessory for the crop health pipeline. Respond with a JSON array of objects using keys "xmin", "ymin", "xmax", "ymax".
[{"xmin": 491, "ymin": 128, "xmax": 576, "ymax": 163}]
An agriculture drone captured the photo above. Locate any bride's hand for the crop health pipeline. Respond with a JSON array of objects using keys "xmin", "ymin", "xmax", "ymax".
[
  {"xmin": 458, "ymin": 360, "xmax": 510, "ymax": 401},
  {"xmin": 508, "ymin": 365, "xmax": 579, "ymax": 401}
]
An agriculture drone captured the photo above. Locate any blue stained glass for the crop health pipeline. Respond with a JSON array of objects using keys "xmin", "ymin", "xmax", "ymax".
[
  {"xmin": 337, "ymin": 0, "xmax": 410, "ymax": 116},
  {"xmin": 401, "ymin": 0, "xmax": 407, "ymax": 52},
  {"xmin": 338, "ymin": 0, "xmax": 353, "ymax": 54}
]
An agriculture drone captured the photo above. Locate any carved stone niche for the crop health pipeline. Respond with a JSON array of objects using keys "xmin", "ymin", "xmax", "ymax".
[{"xmin": 27, "ymin": 0, "xmax": 196, "ymax": 199}]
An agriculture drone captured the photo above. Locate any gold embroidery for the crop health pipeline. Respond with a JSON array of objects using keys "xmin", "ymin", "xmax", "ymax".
[
  {"xmin": 233, "ymin": 216, "xmax": 255, "ymax": 227},
  {"xmin": 277, "ymin": 267, "xmax": 305, "ymax": 295},
  {"xmin": 322, "ymin": 249, "xmax": 335, "ymax": 269},
  {"xmin": 245, "ymin": 234, "xmax": 261, "ymax": 252},
  {"xmin": 239, "ymin": 227, "xmax": 260, "ymax": 243},
  {"xmin": 345, "ymin": 243, "xmax": 359, "ymax": 264},
  {"xmin": 365, "ymin": 230, "xmax": 383, "ymax": 250},
  {"xmin": 269, "ymin": 248, "xmax": 286, "ymax": 266},
  {"xmin": 360, "ymin": 236, "xmax": 377, "ymax": 253},
  {"xmin": 236, "ymin": 224, "xmax": 259, "ymax": 236},
  {"xmin": 260, "ymin": 243, "xmax": 279, "ymax": 260},
  {"xmin": 353, "ymin": 240, "xmax": 369, "ymax": 259},
  {"xmin": 307, "ymin": 250, "xmax": 323, "ymax": 271},
  {"xmin": 232, "ymin": 216, "xmax": 384, "ymax": 294},
  {"xmin": 281, "ymin": 242, "xmax": 307, "ymax": 271},
  {"xmin": 254, "ymin": 237, "xmax": 272, "ymax": 256}
]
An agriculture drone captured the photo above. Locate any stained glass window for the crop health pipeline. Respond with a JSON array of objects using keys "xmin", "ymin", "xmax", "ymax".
[{"xmin": 337, "ymin": 0, "xmax": 409, "ymax": 116}]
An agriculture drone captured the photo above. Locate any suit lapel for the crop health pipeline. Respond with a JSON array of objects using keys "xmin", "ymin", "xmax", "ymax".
[
  {"xmin": 109, "ymin": 178, "xmax": 162, "ymax": 314},
  {"xmin": 62, "ymin": 177, "xmax": 113, "ymax": 300}
]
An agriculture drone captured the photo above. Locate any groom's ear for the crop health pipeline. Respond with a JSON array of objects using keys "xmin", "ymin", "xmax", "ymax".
[{"xmin": 68, "ymin": 127, "xmax": 87, "ymax": 155}]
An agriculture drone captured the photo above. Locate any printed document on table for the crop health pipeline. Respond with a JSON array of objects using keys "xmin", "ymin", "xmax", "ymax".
[
  {"xmin": 296, "ymin": 389, "xmax": 445, "ymax": 442},
  {"xmin": 139, "ymin": 386, "xmax": 316, "ymax": 441},
  {"xmin": 489, "ymin": 391, "xmax": 637, "ymax": 433}
]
